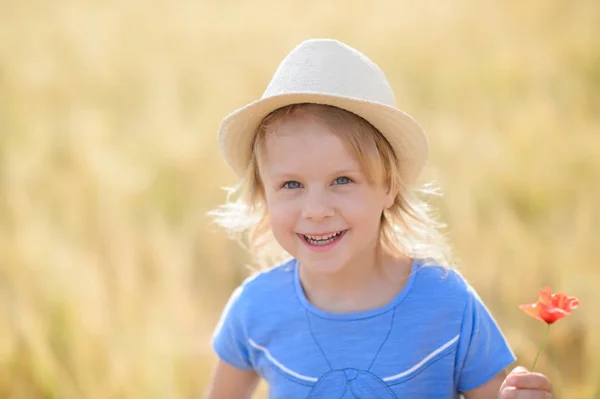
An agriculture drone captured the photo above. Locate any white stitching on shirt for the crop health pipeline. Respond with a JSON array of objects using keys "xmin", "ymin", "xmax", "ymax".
[
  {"xmin": 248, "ymin": 334, "xmax": 460, "ymax": 384},
  {"xmin": 382, "ymin": 334, "xmax": 460, "ymax": 382},
  {"xmin": 248, "ymin": 338, "xmax": 319, "ymax": 382}
]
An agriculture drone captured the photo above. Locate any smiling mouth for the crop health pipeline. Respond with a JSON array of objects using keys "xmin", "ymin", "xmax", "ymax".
[{"xmin": 299, "ymin": 230, "xmax": 348, "ymax": 246}]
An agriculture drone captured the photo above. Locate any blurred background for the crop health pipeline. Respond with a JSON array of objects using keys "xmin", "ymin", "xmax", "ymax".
[{"xmin": 0, "ymin": 0, "xmax": 599, "ymax": 397}]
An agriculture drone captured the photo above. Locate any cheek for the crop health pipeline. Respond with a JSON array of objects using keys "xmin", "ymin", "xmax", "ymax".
[
  {"xmin": 340, "ymin": 192, "xmax": 385, "ymax": 220},
  {"xmin": 340, "ymin": 195, "xmax": 385, "ymax": 239},
  {"xmin": 266, "ymin": 199, "xmax": 298, "ymax": 232}
]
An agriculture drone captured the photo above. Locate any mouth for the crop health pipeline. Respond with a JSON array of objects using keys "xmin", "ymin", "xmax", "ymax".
[{"xmin": 298, "ymin": 230, "xmax": 348, "ymax": 247}]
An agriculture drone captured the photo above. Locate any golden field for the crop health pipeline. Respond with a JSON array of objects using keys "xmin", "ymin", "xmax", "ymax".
[{"xmin": 0, "ymin": 0, "xmax": 598, "ymax": 397}]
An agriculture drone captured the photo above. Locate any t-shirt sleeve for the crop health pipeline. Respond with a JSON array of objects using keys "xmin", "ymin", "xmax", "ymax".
[
  {"xmin": 455, "ymin": 285, "xmax": 516, "ymax": 392},
  {"xmin": 212, "ymin": 284, "xmax": 254, "ymax": 371}
]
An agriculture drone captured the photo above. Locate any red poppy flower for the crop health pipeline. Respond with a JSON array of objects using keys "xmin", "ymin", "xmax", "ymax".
[{"xmin": 519, "ymin": 287, "xmax": 579, "ymax": 324}]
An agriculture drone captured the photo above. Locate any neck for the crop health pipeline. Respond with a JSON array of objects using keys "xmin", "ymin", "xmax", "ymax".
[{"xmin": 298, "ymin": 245, "xmax": 413, "ymax": 313}]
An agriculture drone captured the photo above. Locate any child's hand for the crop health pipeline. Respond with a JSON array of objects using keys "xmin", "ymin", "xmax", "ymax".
[{"xmin": 499, "ymin": 366, "xmax": 553, "ymax": 398}]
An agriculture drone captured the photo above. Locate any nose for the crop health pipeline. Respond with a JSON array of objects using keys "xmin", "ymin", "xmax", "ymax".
[{"xmin": 301, "ymin": 189, "xmax": 334, "ymax": 221}]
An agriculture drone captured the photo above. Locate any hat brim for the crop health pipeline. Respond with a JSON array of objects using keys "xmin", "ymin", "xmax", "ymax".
[{"xmin": 218, "ymin": 93, "xmax": 429, "ymax": 185}]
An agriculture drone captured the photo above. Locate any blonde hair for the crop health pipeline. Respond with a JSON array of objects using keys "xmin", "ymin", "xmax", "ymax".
[{"xmin": 210, "ymin": 103, "xmax": 454, "ymax": 269}]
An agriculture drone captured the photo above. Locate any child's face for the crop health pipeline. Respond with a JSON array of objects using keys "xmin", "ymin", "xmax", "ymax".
[{"xmin": 258, "ymin": 115, "xmax": 395, "ymax": 275}]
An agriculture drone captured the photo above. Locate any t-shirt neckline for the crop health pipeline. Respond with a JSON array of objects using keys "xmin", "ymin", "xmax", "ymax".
[{"xmin": 293, "ymin": 257, "xmax": 420, "ymax": 321}]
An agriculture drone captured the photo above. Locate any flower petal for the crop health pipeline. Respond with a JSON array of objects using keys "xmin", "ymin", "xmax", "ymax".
[
  {"xmin": 538, "ymin": 287, "xmax": 553, "ymax": 305},
  {"xmin": 538, "ymin": 303, "xmax": 569, "ymax": 324},
  {"xmin": 565, "ymin": 296, "xmax": 580, "ymax": 312},
  {"xmin": 554, "ymin": 293, "xmax": 567, "ymax": 309},
  {"xmin": 518, "ymin": 303, "xmax": 545, "ymax": 322},
  {"xmin": 521, "ymin": 288, "xmax": 579, "ymax": 324}
]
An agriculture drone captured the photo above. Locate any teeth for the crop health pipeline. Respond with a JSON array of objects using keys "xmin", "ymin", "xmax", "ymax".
[
  {"xmin": 306, "ymin": 232, "xmax": 340, "ymax": 240},
  {"xmin": 303, "ymin": 231, "xmax": 344, "ymax": 246}
]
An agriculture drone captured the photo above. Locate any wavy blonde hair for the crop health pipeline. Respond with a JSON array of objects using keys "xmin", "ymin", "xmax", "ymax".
[{"xmin": 210, "ymin": 103, "xmax": 454, "ymax": 269}]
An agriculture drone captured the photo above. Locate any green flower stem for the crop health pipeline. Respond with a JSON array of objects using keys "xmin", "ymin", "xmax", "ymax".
[{"xmin": 531, "ymin": 323, "xmax": 551, "ymax": 372}]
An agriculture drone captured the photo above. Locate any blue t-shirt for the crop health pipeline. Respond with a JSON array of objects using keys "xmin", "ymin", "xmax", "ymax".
[{"xmin": 212, "ymin": 258, "xmax": 516, "ymax": 398}]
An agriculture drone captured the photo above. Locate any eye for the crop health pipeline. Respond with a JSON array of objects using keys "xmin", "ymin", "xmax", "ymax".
[
  {"xmin": 282, "ymin": 181, "xmax": 302, "ymax": 189},
  {"xmin": 333, "ymin": 176, "xmax": 352, "ymax": 185}
]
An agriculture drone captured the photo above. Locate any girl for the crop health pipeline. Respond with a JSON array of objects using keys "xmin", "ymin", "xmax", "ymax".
[{"xmin": 207, "ymin": 39, "xmax": 554, "ymax": 398}]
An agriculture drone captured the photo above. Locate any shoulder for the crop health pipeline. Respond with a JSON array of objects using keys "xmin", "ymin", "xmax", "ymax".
[
  {"xmin": 212, "ymin": 261, "xmax": 297, "ymax": 371},
  {"xmin": 226, "ymin": 258, "xmax": 297, "ymax": 314},
  {"xmin": 409, "ymin": 260, "xmax": 479, "ymax": 310},
  {"xmin": 237, "ymin": 258, "xmax": 296, "ymax": 294}
]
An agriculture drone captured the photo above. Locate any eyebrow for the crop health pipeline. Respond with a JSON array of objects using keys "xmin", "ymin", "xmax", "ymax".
[
  {"xmin": 331, "ymin": 168, "xmax": 362, "ymax": 175},
  {"xmin": 267, "ymin": 168, "xmax": 363, "ymax": 180}
]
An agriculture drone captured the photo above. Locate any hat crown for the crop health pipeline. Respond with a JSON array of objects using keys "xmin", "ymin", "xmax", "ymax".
[{"xmin": 263, "ymin": 39, "xmax": 396, "ymax": 106}]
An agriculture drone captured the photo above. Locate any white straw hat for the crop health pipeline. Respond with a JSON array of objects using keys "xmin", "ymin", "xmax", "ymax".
[{"xmin": 217, "ymin": 38, "xmax": 429, "ymax": 185}]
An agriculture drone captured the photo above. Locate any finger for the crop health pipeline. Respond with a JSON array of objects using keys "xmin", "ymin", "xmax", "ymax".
[
  {"xmin": 499, "ymin": 366, "xmax": 524, "ymax": 393},
  {"xmin": 506, "ymin": 373, "xmax": 553, "ymax": 391},
  {"xmin": 501, "ymin": 387, "xmax": 553, "ymax": 399},
  {"xmin": 507, "ymin": 366, "xmax": 529, "ymax": 376},
  {"xmin": 501, "ymin": 366, "xmax": 528, "ymax": 391}
]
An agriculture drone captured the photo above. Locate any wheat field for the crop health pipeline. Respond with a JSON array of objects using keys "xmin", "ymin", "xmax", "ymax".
[{"xmin": 0, "ymin": 0, "xmax": 599, "ymax": 398}]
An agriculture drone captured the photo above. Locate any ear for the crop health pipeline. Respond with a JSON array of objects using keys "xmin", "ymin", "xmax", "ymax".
[{"xmin": 382, "ymin": 180, "xmax": 398, "ymax": 209}]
